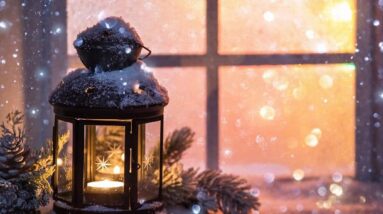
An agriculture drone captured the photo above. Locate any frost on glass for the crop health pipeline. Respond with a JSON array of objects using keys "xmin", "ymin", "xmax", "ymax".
[
  {"xmin": 67, "ymin": 0, "xmax": 206, "ymax": 55},
  {"xmin": 57, "ymin": 120, "xmax": 73, "ymax": 201},
  {"xmin": 153, "ymin": 67, "xmax": 207, "ymax": 170},
  {"xmin": 219, "ymin": 0, "xmax": 356, "ymax": 54},
  {"xmin": 219, "ymin": 64, "xmax": 355, "ymax": 178}
]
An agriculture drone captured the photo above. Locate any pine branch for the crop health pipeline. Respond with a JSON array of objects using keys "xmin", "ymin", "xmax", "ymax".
[
  {"xmin": 162, "ymin": 167, "xmax": 198, "ymax": 207},
  {"xmin": 196, "ymin": 170, "xmax": 260, "ymax": 214},
  {"xmin": 151, "ymin": 127, "xmax": 194, "ymax": 167}
]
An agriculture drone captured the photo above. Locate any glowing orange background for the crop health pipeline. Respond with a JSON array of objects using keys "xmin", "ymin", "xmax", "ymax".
[{"xmin": 67, "ymin": 0, "xmax": 356, "ymax": 177}]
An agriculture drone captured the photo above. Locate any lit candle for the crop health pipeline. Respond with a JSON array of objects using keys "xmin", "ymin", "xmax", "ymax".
[{"xmin": 87, "ymin": 180, "xmax": 124, "ymax": 193}]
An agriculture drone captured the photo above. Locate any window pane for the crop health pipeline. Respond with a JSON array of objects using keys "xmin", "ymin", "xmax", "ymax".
[
  {"xmin": 67, "ymin": 0, "xmax": 206, "ymax": 55},
  {"xmin": 57, "ymin": 120, "xmax": 73, "ymax": 201},
  {"xmin": 153, "ymin": 67, "xmax": 206, "ymax": 169},
  {"xmin": 219, "ymin": 64, "xmax": 355, "ymax": 178},
  {"xmin": 219, "ymin": 0, "xmax": 356, "ymax": 54}
]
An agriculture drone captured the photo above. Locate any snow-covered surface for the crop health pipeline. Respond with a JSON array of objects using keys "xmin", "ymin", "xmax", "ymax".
[
  {"xmin": 76, "ymin": 16, "xmax": 143, "ymax": 48},
  {"xmin": 49, "ymin": 61, "xmax": 169, "ymax": 109},
  {"xmin": 54, "ymin": 200, "xmax": 163, "ymax": 213}
]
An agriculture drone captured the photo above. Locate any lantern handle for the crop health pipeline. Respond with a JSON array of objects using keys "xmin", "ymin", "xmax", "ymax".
[{"xmin": 139, "ymin": 45, "xmax": 151, "ymax": 60}]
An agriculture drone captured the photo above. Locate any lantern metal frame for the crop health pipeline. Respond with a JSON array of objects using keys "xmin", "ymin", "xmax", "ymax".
[{"xmin": 52, "ymin": 105, "xmax": 164, "ymax": 214}]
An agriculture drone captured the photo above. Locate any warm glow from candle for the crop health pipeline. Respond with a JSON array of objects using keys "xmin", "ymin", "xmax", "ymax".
[
  {"xmin": 87, "ymin": 180, "xmax": 124, "ymax": 189},
  {"xmin": 113, "ymin": 166, "xmax": 121, "ymax": 174},
  {"xmin": 57, "ymin": 158, "xmax": 63, "ymax": 166},
  {"xmin": 121, "ymin": 154, "xmax": 125, "ymax": 161}
]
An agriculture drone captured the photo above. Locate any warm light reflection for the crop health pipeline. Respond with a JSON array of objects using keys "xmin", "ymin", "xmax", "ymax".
[
  {"xmin": 57, "ymin": 158, "xmax": 63, "ymax": 166},
  {"xmin": 87, "ymin": 180, "xmax": 124, "ymax": 188},
  {"xmin": 220, "ymin": 64, "xmax": 355, "ymax": 177},
  {"xmin": 113, "ymin": 166, "xmax": 121, "ymax": 174},
  {"xmin": 67, "ymin": 0, "xmax": 206, "ymax": 55},
  {"xmin": 329, "ymin": 183, "xmax": 343, "ymax": 196},
  {"xmin": 329, "ymin": 1, "xmax": 353, "ymax": 22},
  {"xmin": 219, "ymin": 0, "xmax": 356, "ymax": 54}
]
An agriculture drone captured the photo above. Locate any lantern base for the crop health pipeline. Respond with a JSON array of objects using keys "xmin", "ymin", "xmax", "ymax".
[{"xmin": 54, "ymin": 201, "xmax": 163, "ymax": 214}]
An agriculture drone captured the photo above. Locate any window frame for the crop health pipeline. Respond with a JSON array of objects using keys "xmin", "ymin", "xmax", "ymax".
[{"xmin": 59, "ymin": 0, "xmax": 378, "ymax": 179}]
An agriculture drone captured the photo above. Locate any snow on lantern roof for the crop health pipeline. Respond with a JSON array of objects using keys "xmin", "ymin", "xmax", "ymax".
[
  {"xmin": 49, "ymin": 17, "xmax": 168, "ymax": 110},
  {"xmin": 74, "ymin": 16, "xmax": 148, "ymax": 72},
  {"xmin": 49, "ymin": 61, "xmax": 169, "ymax": 109}
]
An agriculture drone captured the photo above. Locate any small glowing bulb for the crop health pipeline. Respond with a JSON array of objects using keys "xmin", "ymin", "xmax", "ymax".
[
  {"xmin": 57, "ymin": 158, "xmax": 63, "ymax": 166},
  {"xmin": 121, "ymin": 154, "xmax": 125, "ymax": 161},
  {"xmin": 292, "ymin": 169, "xmax": 305, "ymax": 181},
  {"xmin": 305, "ymin": 134, "xmax": 319, "ymax": 147},
  {"xmin": 319, "ymin": 75, "xmax": 334, "ymax": 89},
  {"xmin": 113, "ymin": 166, "xmax": 121, "ymax": 174},
  {"xmin": 329, "ymin": 183, "xmax": 343, "ymax": 196},
  {"xmin": 259, "ymin": 106, "xmax": 276, "ymax": 120}
]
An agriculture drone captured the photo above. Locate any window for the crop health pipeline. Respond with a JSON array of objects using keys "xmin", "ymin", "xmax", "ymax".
[{"xmin": 67, "ymin": 0, "xmax": 356, "ymax": 177}]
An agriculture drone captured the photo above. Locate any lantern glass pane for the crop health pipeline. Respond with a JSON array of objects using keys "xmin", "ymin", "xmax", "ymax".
[
  {"xmin": 138, "ymin": 121, "xmax": 161, "ymax": 203},
  {"xmin": 56, "ymin": 120, "xmax": 73, "ymax": 201},
  {"xmin": 84, "ymin": 125, "xmax": 125, "ymax": 205}
]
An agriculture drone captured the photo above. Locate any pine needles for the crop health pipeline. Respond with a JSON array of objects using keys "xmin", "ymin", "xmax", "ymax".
[{"xmin": 155, "ymin": 127, "xmax": 260, "ymax": 214}]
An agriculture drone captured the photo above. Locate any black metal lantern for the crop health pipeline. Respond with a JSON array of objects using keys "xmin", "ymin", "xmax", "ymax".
[{"xmin": 49, "ymin": 17, "xmax": 169, "ymax": 213}]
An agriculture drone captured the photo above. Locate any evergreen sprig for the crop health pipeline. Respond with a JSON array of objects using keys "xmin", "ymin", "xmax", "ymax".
[
  {"xmin": 196, "ymin": 170, "xmax": 260, "ymax": 214},
  {"xmin": 0, "ymin": 111, "xmax": 56, "ymax": 213},
  {"xmin": 156, "ymin": 127, "xmax": 260, "ymax": 214}
]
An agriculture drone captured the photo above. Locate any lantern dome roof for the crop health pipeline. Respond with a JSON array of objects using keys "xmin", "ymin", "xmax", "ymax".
[
  {"xmin": 50, "ymin": 17, "xmax": 168, "ymax": 112},
  {"xmin": 49, "ymin": 61, "xmax": 169, "ymax": 109}
]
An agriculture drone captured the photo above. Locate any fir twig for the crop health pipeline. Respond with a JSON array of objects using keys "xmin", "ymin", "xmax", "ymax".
[
  {"xmin": 156, "ymin": 127, "xmax": 260, "ymax": 213},
  {"xmin": 196, "ymin": 170, "xmax": 260, "ymax": 214},
  {"xmin": 152, "ymin": 127, "xmax": 194, "ymax": 167}
]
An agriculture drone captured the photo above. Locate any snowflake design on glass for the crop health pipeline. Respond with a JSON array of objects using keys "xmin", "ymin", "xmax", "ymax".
[
  {"xmin": 96, "ymin": 156, "xmax": 111, "ymax": 171},
  {"xmin": 106, "ymin": 144, "xmax": 123, "ymax": 158},
  {"xmin": 142, "ymin": 154, "xmax": 154, "ymax": 171}
]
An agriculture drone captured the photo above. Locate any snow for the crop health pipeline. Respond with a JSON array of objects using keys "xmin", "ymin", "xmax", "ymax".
[
  {"xmin": 49, "ymin": 61, "xmax": 169, "ymax": 109},
  {"xmin": 54, "ymin": 200, "xmax": 163, "ymax": 213}
]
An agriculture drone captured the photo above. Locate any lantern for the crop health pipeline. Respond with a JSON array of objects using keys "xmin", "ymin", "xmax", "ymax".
[{"xmin": 49, "ymin": 17, "xmax": 169, "ymax": 213}]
